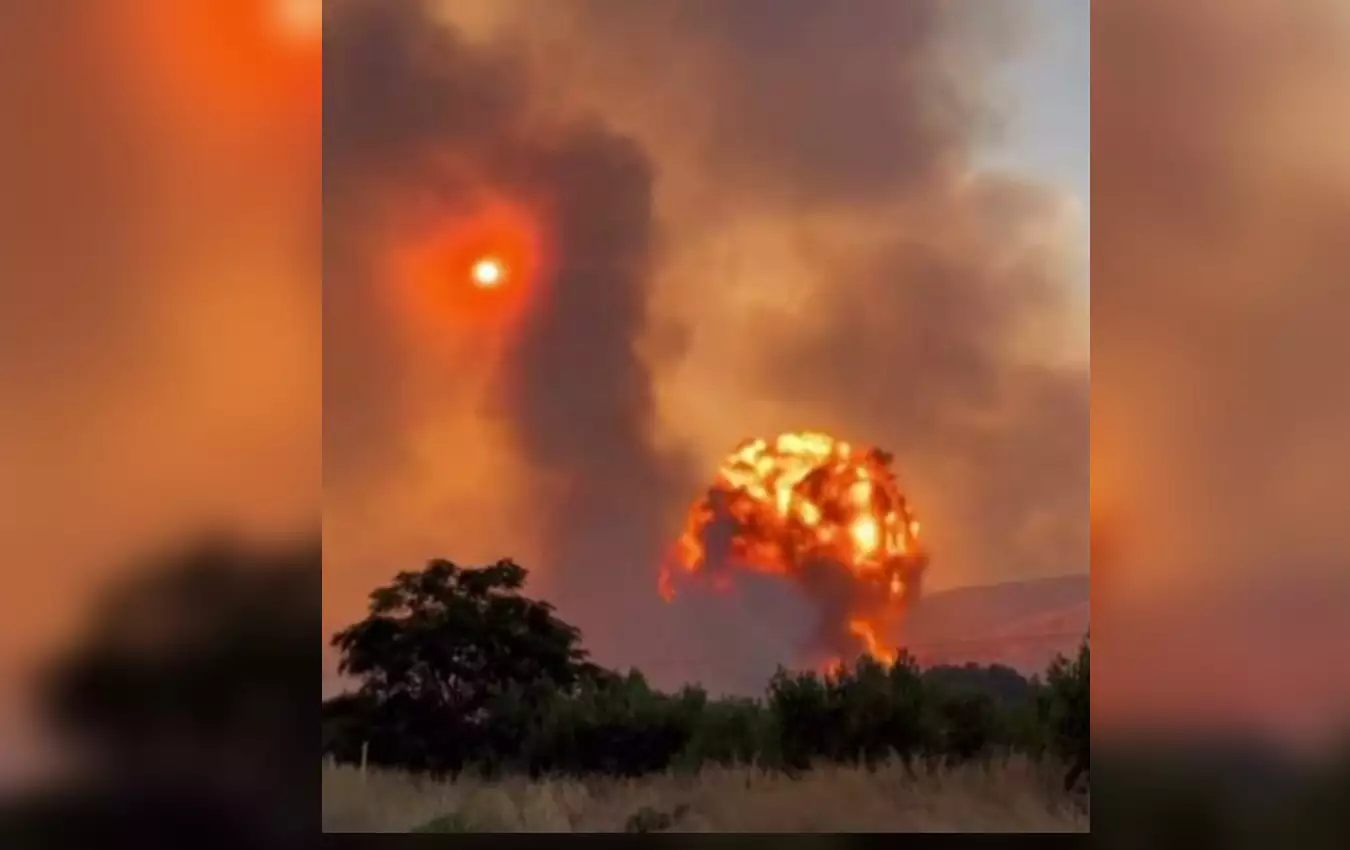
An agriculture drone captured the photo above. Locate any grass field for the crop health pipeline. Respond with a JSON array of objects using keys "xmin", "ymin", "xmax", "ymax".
[{"xmin": 322, "ymin": 756, "xmax": 1089, "ymax": 833}]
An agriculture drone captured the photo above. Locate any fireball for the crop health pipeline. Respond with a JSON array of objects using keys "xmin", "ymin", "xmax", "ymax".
[{"xmin": 661, "ymin": 431, "xmax": 929, "ymax": 667}]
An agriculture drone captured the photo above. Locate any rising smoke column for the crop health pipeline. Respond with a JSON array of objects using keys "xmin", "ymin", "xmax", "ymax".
[{"xmin": 322, "ymin": 0, "xmax": 688, "ymax": 657}]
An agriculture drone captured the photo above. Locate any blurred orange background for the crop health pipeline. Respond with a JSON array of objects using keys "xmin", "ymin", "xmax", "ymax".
[{"xmin": 0, "ymin": 1, "xmax": 320, "ymax": 783}]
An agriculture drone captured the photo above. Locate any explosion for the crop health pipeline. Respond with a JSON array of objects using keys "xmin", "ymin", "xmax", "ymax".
[{"xmin": 660, "ymin": 431, "xmax": 929, "ymax": 668}]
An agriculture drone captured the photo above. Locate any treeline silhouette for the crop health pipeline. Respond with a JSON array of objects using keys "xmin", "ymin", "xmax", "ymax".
[
  {"xmin": 322, "ymin": 558, "xmax": 1090, "ymax": 789},
  {"xmin": 8, "ymin": 536, "xmax": 319, "ymax": 848},
  {"xmin": 20, "ymin": 535, "xmax": 1346, "ymax": 844}
]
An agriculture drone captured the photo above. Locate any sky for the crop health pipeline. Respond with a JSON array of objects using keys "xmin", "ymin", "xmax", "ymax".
[
  {"xmin": 4, "ymin": 0, "xmax": 1349, "ymax": 777},
  {"xmin": 0, "ymin": 0, "xmax": 323, "ymax": 781},
  {"xmin": 1091, "ymin": 0, "xmax": 1350, "ymax": 746},
  {"xmin": 321, "ymin": 0, "xmax": 1092, "ymax": 685},
  {"xmin": 1, "ymin": 0, "xmax": 1346, "ymax": 771},
  {"xmin": 981, "ymin": 0, "xmax": 1090, "ymax": 255},
  {"xmin": 0, "ymin": 0, "xmax": 1094, "ymax": 766},
  {"xmin": 979, "ymin": 0, "xmax": 1090, "ymax": 353}
]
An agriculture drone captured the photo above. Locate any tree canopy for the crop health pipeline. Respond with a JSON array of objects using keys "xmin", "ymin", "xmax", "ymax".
[
  {"xmin": 325, "ymin": 557, "xmax": 1090, "ymax": 786},
  {"xmin": 329, "ymin": 558, "xmax": 599, "ymax": 772}
]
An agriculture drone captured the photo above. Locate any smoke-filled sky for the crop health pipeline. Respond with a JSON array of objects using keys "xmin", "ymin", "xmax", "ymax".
[
  {"xmin": 1093, "ymin": 0, "xmax": 1350, "ymax": 600},
  {"xmin": 3, "ymin": 0, "xmax": 1347, "ymax": 777},
  {"xmin": 0, "ymin": 1, "xmax": 321, "ymax": 779},
  {"xmin": 1093, "ymin": 0, "xmax": 1350, "ymax": 746},
  {"xmin": 322, "ymin": 0, "xmax": 1090, "ymax": 683},
  {"xmin": 0, "ymin": 2, "xmax": 320, "ymax": 657}
]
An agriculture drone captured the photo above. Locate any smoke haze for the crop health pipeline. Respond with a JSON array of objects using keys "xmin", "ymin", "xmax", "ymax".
[
  {"xmin": 322, "ymin": 0, "xmax": 1088, "ymax": 687},
  {"xmin": 0, "ymin": 1, "xmax": 319, "ymax": 683},
  {"xmin": 1093, "ymin": 0, "xmax": 1350, "ymax": 745},
  {"xmin": 0, "ymin": 1, "xmax": 320, "ymax": 780}
]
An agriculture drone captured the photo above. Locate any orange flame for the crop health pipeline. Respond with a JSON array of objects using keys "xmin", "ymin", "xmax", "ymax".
[{"xmin": 660, "ymin": 431, "xmax": 927, "ymax": 667}]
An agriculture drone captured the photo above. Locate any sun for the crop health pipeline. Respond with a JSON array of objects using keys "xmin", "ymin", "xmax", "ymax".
[
  {"xmin": 471, "ymin": 257, "xmax": 506, "ymax": 288},
  {"xmin": 389, "ymin": 197, "xmax": 545, "ymax": 339}
]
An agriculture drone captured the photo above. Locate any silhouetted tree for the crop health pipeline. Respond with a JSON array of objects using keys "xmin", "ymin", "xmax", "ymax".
[
  {"xmin": 322, "ymin": 556, "xmax": 1091, "ymax": 786},
  {"xmin": 767, "ymin": 654, "xmax": 930, "ymax": 770},
  {"xmin": 329, "ymin": 558, "xmax": 596, "ymax": 773},
  {"xmin": 503, "ymin": 669, "xmax": 700, "ymax": 777},
  {"xmin": 29, "ymin": 534, "xmax": 319, "ymax": 845},
  {"xmin": 1042, "ymin": 635, "xmax": 1090, "ymax": 790},
  {"xmin": 44, "ymin": 536, "xmax": 317, "ymax": 785},
  {"xmin": 923, "ymin": 662, "xmax": 1038, "ymax": 707},
  {"xmin": 934, "ymin": 691, "xmax": 999, "ymax": 762},
  {"xmin": 679, "ymin": 691, "xmax": 773, "ymax": 769}
]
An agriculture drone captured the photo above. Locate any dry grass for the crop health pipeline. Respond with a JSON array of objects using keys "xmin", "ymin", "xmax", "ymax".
[{"xmin": 322, "ymin": 756, "xmax": 1089, "ymax": 833}]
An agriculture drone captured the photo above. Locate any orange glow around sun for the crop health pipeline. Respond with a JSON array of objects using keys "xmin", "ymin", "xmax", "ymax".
[{"xmin": 391, "ymin": 198, "xmax": 546, "ymax": 339}]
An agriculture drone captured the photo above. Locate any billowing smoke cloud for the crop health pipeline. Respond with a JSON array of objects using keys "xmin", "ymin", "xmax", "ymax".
[
  {"xmin": 557, "ymin": 0, "xmax": 1016, "ymax": 205},
  {"xmin": 1091, "ymin": 0, "xmax": 1350, "ymax": 744},
  {"xmin": 324, "ymin": 0, "xmax": 1088, "ymax": 686},
  {"xmin": 323, "ymin": 0, "xmax": 687, "ymax": 658},
  {"xmin": 1093, "ymin": 0, "xmax": 1350, "ymax": 597},
  {"xmin": 515, "ymin": 0, "xmax": 1088, "ymax": 592}
]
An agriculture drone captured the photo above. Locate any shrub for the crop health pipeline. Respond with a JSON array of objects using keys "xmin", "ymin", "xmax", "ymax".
[
  {"xmin": 1041, "ymin": 637, "xmax": 1090, "ymax": 789},
  {"xmin": 325, "ymin": 558, "xmax": 1091, "ymax": 780},
  {"xmin": 767, "ymin": 654, "xmax": 930, "ymax": 770}
]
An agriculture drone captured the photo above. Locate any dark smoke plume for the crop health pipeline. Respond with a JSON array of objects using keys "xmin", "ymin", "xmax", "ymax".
[
  {"xmin": 520, "ymin": 0, "xmax": 1088, "ymax": 611},
  {"xmin": 323, "ymin": 0, "xmax": 687, "ymax": 661},
  {"xmin": 323, "ymin": 0, "xmax": 1087, "ymax": 685}
]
